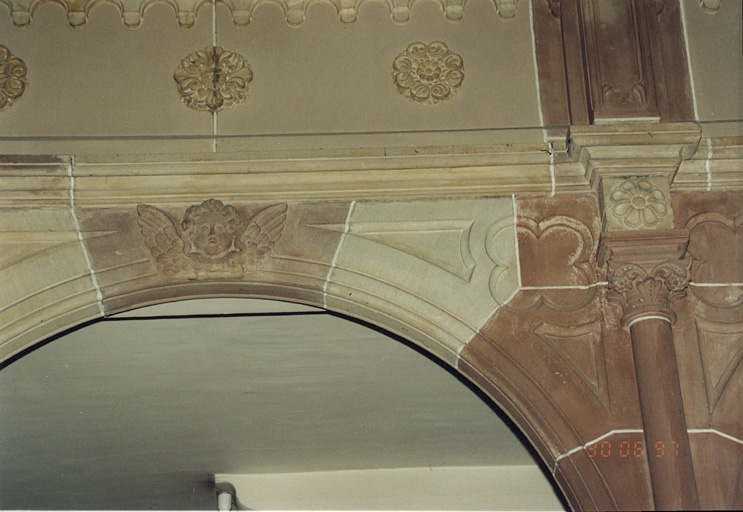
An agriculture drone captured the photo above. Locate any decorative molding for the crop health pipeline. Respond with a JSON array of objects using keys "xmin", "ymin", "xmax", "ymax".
[
  {"xmin": 695, "ymin": 316, "xmax": 743, "ymax": 414},
  {"xmin": 534, "ymin": 319, "xmax": 610, "ymax": 411},
  {"xmin": 0, "ymin": 0, "xmax": 521, "ymax": 28},
  {"xmin": 0, "ymin": 46, "xmax": 28, "ymax": 112},
  {"xmin": 579, "ymin": 0, "xmax": 659, "ymax": 120},
  {"xmin": 311, "ymin": 219, "xmax": 477, "ymax": 282},
  {"xmin": 567, "ymin": 122, "xmax": 702, "ymax": 190},
  {"xmin": 486, "ymin": 217, "xmax": 519, "ymax": 305},
  {"xmin": 174, "ymin": 46, "xmax": 252, "ymax": 113},
  {"xmin": 392, "ymin": 42, "xmax": 464, "ymax": 105},
  {"xmin": 137, "ymin": 199, "xmax": 287, "ymax": 277},
  {"xmin": 598, "ymin": 230, "xmax": 691, "ymax": 326},
  {"xmin": 601, "ymin": 177, "xmax": 673, "ymax": 232},
  {"xmin": 503, "ymin": 215, "xmax": 598, "ymax": 311}
]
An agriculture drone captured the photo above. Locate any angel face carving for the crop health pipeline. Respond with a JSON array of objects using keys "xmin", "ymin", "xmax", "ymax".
[
  {"xmin": 137, "ymin": 199, "xmax": 287, "ymax": 277},
  {"xmin": 182, "ymin": 199, "xmax": 242, "ymax": 261}
]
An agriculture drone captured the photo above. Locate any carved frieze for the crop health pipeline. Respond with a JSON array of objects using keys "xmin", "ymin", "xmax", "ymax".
[
  {"xmin": 174, "ymin": 46, "xmax": 253, "ymax": 113},
  {"xmin": 137, "ymin": 199, "xmax": 287, "ymax": 277},
  {"xmin": 392, "ymin": 42, "xmax": 464, "ymax": 105},
  {"xmin": 601, "ymin": 177, "xmax": 673, "ymax": 232},
  {"xmin": 0, "ymin": 0, "xmax": 521, "ymax": 28},
  {"xmin": 0, "ymin": 45, "xmax": 27, "ymax": 112}
]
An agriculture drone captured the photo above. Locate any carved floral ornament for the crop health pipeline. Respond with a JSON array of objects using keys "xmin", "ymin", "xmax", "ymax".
[
  {"xmin": 0, "ymin": 45, "xmax": 28, "ymax": 112},
  {"xmin": 137, "ymin": 198, "xmax": 287, "ymax": 277},
  {"xmin": 606, "ymin": 258, "xmax": 692, "ymax": 326},
  {"xmin": 392, "ymin": 42, "xmax": 464, "ymax": 105},
  {"xmin": 174, "ymin": 46, "xmax": 253, "ymax": 113},
  {"xmin": 608, "ymin": 177, "xmax": 669, "ymax": 229}
]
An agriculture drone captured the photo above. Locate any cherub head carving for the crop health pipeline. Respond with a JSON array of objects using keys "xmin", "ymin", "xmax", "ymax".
[
  {"xmin": 181, "ymin": 199, "xmax": 244, "ymax": 261},
  {"xmin": 137, "ymin": 199, "xmax": 287, "ymax": 277}
]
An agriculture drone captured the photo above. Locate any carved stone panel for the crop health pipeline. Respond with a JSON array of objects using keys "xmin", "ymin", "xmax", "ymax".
[{"xmin": 579, "ymin": 0, "xmax": 660, "ymax": 121}]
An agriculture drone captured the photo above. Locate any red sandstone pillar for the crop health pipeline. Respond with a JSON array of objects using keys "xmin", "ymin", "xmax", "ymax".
[{"xmin": 599, "ymin": 231, "xmax": 699, "ymax": 510}]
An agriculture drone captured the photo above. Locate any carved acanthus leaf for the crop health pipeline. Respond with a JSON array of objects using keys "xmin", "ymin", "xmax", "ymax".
[
  {"xmin": 174, "ymin": 46, "xmax": 253, "ymax": 113},
  {"xmin": 606, "ymin": 258, "xmax": 692, "ymax": 324}
]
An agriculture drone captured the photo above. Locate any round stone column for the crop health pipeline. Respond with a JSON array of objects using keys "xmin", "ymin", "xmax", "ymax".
[{"xmin": 599, "ymin": 230, "xmax": 699, "ymax": 510}]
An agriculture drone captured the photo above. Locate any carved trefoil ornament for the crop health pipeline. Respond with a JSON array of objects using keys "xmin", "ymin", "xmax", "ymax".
[
  {"xmin": 174, "ymin": 46, "xmax": 253, "ymax": 112},
  {"xmin": 137, "ymin": 199, "xmax": 287, "ymax": 277},
  {"xmin": 392, "ymin": 42, "xmax": 464, "ymax": 104},
  {"xmin": 601, "ymin": 177, "xmax": 673, "ymax": 232},
  {"xmin": 0, "ymin": 45, "xmax": 28, "ymax": 112}
]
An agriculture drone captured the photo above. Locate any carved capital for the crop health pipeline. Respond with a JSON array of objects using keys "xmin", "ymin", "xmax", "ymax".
[{"xmin": 598, "ymin": 229, "xmax": 691, "ymax": 327}]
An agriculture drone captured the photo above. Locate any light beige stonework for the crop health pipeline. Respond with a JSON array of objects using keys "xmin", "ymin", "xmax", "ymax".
[
  {"xmin": 324, "ymin": 197, "xmax": 516, "ymax": 366},
  {"xmin": 0, "ymin": 207, "xmax": 103, "ymax": 361}
]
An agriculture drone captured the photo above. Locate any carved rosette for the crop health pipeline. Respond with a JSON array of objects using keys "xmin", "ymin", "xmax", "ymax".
[
  {"xmin": 174, "ymin": 46, "xmax": 253, "ymax": 112},
  {"xmin": 0, "ymin": 45, "xmax": 28, "ymax": 112},
  {"xmin": 392, "ymin": 42, "xmax": 464, "ymax": 105},
  {"xmin": 606, "ymin": 258, "xmax": 692, "ymax": 326}
]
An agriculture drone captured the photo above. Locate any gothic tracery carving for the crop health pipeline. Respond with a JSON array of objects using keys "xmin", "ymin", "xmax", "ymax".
[
  {"xmin": 0, "ymin": 45, "xmax": 27, "ymax": 112},
  {"xmin": 392, "ymin": 42, "xmax": 464, "ymax": 105},
  {"xmin": 174, "ymin": 46, "xmax": 253, "ymax": 113},
  {"xmin": 137, "ymin": 199, "xmax": 287, "ymax": 277}
]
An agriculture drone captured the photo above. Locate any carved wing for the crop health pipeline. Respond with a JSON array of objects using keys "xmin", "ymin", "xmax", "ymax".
[
  {"xmin": 242, "ymin": 203, "xmax": 288, "ymax": 267},
  {"xmin": 136, "ymin": 204, "xmax": 191, "ymax": 274}
]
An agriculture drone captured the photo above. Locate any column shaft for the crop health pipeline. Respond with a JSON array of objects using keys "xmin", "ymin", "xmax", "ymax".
[{"xmin": 629, "ymin": 318, "xmax": 699, "ymax": 510}]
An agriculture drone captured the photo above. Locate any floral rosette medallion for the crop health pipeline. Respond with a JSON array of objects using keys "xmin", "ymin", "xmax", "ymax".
[
  {"xmin": 174, "ymin": 46, "xmax": 253, "ymax": 112},
  {"xmin": 392, "ymin": 42, "xmax": 464, "ymax": 105},
  {"xmin": 0, "ymin": 45, "xmax": 28, "ymax": 112},
  {"xmin": 609, "ymin": 178, "xmax": 669, "ymax": 229}
]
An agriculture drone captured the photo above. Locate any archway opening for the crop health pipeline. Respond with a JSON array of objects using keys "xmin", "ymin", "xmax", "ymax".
[{"xmin": 0, "ymin": 298, "xmax": 569, "ymax": 510}]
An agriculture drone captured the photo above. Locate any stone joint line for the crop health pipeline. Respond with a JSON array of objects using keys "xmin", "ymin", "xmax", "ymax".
[
  {"xmin": 551, "ymin": 429, "xmax": 644, "ymax": 475},
  {"xmin": 551, "ymin": 429, "xmax": 743, "ymax": 476},
  {"xmin": 68, "ymin": 157, "xmax": 105, "ymax": 317},
  {"xmin": 323, "ymin": 200, "xmax": 356, "ymax": 309},
  {"xmin": 705, "ymin": 138, "xmax": 713, "ymax": 191}
]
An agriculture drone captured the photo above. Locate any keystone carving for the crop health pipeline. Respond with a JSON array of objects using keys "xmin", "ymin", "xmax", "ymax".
[
  {"xmin": 0, "ymin": 45, "xmax": 28, "ymax": 112},
  {"xmin": 392, "ymin": 42, "xmax": 464, "ymax": 105},
  {"xmin": 137, "ymin": 199, "xmax": 287, "ymax": 277},
  {"xmin": 174, "ymin": 46, "xmax": 253, "ymax": 113}
]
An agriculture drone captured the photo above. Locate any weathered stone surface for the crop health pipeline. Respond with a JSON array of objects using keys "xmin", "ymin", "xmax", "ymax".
[{"xmin": 325, "ymin": 197, "xmax": 516, "ymax": 366}]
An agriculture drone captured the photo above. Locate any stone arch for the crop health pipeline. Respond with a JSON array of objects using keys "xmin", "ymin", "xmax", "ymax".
[{"xmin": 0, "ymin": 190, "xmax": 631, "ymax": 510}]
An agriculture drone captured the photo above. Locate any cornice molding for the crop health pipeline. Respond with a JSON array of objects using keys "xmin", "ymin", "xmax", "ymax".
[
  {"xmin": 0, "ymin": 0, "xmax": 520, "ymax": 28},
  {"xmin": 1, "ymin": 124, "xmax": 741, "ymax": 207}
]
